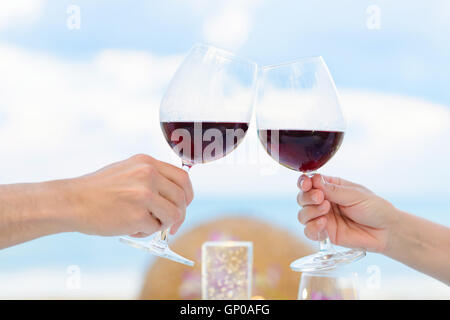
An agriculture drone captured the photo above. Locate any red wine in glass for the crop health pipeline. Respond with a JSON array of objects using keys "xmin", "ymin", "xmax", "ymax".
[
  {"xmin": 161, "ymin": 122, "xmax": 249, "ymax": 165},
  {"xmin": 258, "ymin": 129, "xmax": 344, "ymax": 172}
]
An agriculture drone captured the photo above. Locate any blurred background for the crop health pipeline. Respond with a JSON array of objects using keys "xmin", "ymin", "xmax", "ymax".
[{"xmin": 0, "ymin": 0, "xmax": 449, "ymax": 299}]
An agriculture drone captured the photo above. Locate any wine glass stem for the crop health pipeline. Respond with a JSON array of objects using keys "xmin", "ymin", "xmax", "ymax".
[
  {"xmin": 306, "ymin": 171, "xmax": 334, "ymax": 253},
  {"xmin": 181, "ymin": 162, "xmax": 192, "ymax": 172},
  {"xmin": 318, "ymin": 228, "xmax": 334, "ymax": 252},
  {"xmin": 319, "ymin": 237, "xmax": 332, "ymax": 252},
  {"xmin": 157, "ymin": 161, "xmax": 192, "ymax": 243}
]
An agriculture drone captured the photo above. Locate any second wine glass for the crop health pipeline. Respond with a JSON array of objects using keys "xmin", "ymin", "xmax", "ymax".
[
  {"xmin": 298, "ymin": 269, "xmax": 359, "ymax": 300},
  {"xmin": 120, "ymin": 44, "xmax": 257, "ymax": 266},
  {"xmin": 256, "ymin": 56, "xmax": 365, "ymax": 272}
]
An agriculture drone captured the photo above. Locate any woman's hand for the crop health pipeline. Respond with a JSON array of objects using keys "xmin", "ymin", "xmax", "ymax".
[
  {"xmin": 65, "ymin": 154, "xmax": 194, "ymax": 237},
  {"xmin": 297, "ymin": 174, "xmax": 398, "ymax": 253}
]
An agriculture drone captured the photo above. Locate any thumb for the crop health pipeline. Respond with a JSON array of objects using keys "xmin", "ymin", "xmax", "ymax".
[{"xmin": 313, "ymin": 175, "xmax": 364, "ymax": 206}]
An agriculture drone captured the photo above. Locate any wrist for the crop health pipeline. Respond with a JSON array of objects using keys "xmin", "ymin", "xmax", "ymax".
[
  {"xmin": 383, "ymin": 207, "xmax": 408, "ymax": 257},
  {"xmin": 36, "ymin": 179, "xmax": 82, "ymax": 233}
]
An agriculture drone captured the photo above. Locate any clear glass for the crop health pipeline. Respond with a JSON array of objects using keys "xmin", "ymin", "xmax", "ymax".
[
  {"xmin": 256, "ymin": 56, "xmax": 365, "ymax": 272},
  {"xmin": 298, "ymin": 269, "xmax": 359, "ymax": 300},
  {"xmin": 120, "ymin": 44, "xmax": 257, "ymax": 266},
  {"xmin": 202, "ymin": 241, "xmax": 253, "ymax": 300}
]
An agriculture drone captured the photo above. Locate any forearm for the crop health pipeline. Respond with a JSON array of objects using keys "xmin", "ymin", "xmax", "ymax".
[
  {"xmin": 0, "ymin": 181, "xmax": 75, "ymax": 249},
  {"xmin": 385, "ymin": 209, "xmax": 450, "ymax": 285}
]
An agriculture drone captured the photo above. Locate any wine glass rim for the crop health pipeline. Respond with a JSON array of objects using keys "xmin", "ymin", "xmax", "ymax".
[
  {"xmin": 190, "ymin": 42, "xmax": 257, "ymax": 66},
  {"xmin": 261, "ymin": 55, "xmax": 325, "ymax": 71}
]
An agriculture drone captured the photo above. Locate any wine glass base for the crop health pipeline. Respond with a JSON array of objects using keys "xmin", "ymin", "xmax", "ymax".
[
  {"xmin": 119, "ymin": 237, "xmax": 194, "ymax": 267},
  {"xmin": 290, "ymin": 248, "xmax": 365, "ymax": 272}
]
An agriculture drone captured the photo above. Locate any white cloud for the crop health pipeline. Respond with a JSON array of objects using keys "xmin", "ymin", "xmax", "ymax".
[
  {"xmin": 0, "ymin": 0, "xmax": 45, "ymax": 29},
  {"xmin": 191, "ymin": 0, "xmax": 261, "ymax": 50},
  {"xmin": 94, "ymin": 50, "xmax": 182, "ymax": 94},
  {"xmin": 202, "ymin": 8, "xmax": 251, "ymax": 50},
  {"xmin": 0, "ymin": 44, "xmax": 449, "ymax": 199},
  {"xmin": 0, "ymin": 44, "xmax": 183, "ymax": 181},
  {"xmin": 331, "ymin": 90, "xmax": 450, "ymax": 197}
]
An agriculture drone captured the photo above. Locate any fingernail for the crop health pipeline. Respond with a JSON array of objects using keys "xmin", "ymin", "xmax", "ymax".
[
  {"xmin": 299, "ymin": 177, "xmax": 305, "ymax": 189},
  {"xmin": 321, "ymin": 175, "xmax": 327, "ymax": 185}
]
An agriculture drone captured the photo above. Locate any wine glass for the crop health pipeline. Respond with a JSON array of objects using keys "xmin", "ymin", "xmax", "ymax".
[
  {"xmin": 120, "ymin": 44, "xmax": 257, "ymax": 266},
  {"xmin": 298, "ymin": 269, "xmax": 359, "ymax": 300},
  {"xmin": 256, "ymin": 56, "xmax": 365, "ymax": 272}
]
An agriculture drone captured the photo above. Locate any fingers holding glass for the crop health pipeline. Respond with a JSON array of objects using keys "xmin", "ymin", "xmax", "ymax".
[
  {"xmin": 297, "ymin": 200, "xmax": 331, "ymax": 225},
  {"xmin": 297, "ymin": 175, "xmax": 313, "ymax": 191},
  {"xmin": 304, "ymin": 217, "xmax": 327, "ymax": 241},
  {"xmin": 297, "ymin": 188, "xmax": 325, "ymax": 207}
]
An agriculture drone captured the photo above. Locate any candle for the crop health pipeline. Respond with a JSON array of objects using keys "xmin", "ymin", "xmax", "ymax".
[{"xmin": 202, "ymin": 241, "xmax": 253, "ymax": 300}]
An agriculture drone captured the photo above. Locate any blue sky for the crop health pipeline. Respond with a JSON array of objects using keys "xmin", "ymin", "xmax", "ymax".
[
  {"xmin": 0, "ymin": 0, "xmax": 449, "ymax": 199},
  {"xmin": 0, "ymin": 0, "xmax": 449, "ymax": 299},
  {"xmin": 2, "ymin": 1, "xmax": 450, "ymax": 105}
]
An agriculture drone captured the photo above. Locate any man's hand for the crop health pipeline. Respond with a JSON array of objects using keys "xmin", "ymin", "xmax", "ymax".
[{"xmin": 66, "ymin": 154, "xmax": 193, "ymax": 237}]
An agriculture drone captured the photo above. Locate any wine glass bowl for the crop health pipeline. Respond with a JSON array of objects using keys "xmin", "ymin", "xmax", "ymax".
[
  {"xmin": 256, "ymin": 56, "xmax": 365, "ymax": 272},
  {"xmin": 159, "ymin": 44, "xmax": 256, "ymax": 167}
]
